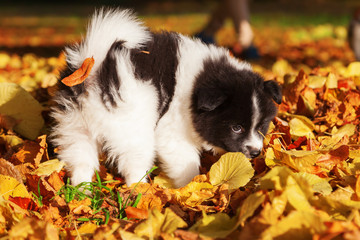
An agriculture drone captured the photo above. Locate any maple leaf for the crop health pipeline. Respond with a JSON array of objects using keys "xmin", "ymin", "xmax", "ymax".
[{"xmin": 61, "ymin": 57, "xmax": 94, "ymax": 87}]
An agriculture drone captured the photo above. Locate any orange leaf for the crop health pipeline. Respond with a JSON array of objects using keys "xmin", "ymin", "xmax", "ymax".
[
  {"xmin": 8, "ymin": 196, "xmax": 39, "ymax": 211},
  {"xmin": 125, "ymin": 206, "xmax": 149, "ymax": 219},
  {"xmin": 61, "ymin": 57, "xmax": 94, "ymax": 87},
  {"xmin": 317, "ymin": 145, "xmax": 349, "ymax": 170}
]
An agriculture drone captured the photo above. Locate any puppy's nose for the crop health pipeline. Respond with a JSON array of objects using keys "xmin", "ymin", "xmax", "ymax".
[{"xmin": 247, "ymin": 147, "xmax": 261, "ymax": 158}]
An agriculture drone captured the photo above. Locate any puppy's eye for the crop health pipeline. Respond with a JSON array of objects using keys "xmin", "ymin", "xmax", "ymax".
[{"xmin": 231, "ymin": 125, "xmax": 244, "ymax": 134}]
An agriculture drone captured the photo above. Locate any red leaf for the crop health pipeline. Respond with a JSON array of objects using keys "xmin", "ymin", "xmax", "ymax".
[
  {"xmin": 8, "ymin": 196, "xmax": 39, "ymax": 211},
  {"xmin": 288, "ymin": 136, "xmax": 307, "ymax": 150}
]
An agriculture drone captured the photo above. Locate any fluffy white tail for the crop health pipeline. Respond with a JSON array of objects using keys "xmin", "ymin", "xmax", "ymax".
[{"xmin": 65, "ymin": 8, "xmax": 151, "ymax": 71}]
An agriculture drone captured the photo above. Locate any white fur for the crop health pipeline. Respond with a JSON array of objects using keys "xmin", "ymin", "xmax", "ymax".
[
  {"xmin": 65, "ymin": 8, "xmax": 151, "ymax": 72},
  {"xmin": 52, "ymin": 9, "xmax": 253, "ymax": 188},
  {"xmin": 245, "ymin": 94, "xmax": 263, "ymax": 154}
]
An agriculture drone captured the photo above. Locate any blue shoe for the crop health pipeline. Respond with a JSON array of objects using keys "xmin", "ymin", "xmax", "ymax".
[
  {"xmin": 194, "ymin": 31, "xmax": 216, "ymax": 45},
  {"xmin": 240, "ymin": 44, "xmax": 260, "ymax": 60}
]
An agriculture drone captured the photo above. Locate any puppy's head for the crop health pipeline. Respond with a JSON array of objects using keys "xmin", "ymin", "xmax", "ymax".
[{"xmin": 191, "ymin": 57, "xmax": 281, "ymax": 158}]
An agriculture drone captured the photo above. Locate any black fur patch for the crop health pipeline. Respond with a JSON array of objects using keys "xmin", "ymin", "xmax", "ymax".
[
  {"xmin": 98, "ymin": 40, "xmax": 125, "ymax": 108},
  {"xmin": 130, "ymin": 31, "xmax": 180, "ymax": 118},
  {"xmin": 191, "ymin": 56, "xmax": 278, "ymax": 153},
  {"xmin": 55, "ymin": 62, "xmax": 86, "ymax": 110}
]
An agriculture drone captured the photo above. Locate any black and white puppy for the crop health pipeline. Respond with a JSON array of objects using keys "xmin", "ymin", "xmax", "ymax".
[{"xmin": 51, "ymin": 8, "xmax": 281, "ymax": 188}]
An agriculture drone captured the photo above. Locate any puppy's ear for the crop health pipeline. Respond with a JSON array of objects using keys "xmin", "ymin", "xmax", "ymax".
[
  {"xmin": 264, "ymin": 80, "xmax": 282, "ymax": 104},
  {"xmin": 196, "ymin": 88, "xmax": 227, "ymax": 111}
]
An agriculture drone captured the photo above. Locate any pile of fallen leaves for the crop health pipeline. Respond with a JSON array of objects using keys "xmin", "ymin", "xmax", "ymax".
[{"xmin": 1, "ymin": 19, "xmax": 360, "ymax": 239}]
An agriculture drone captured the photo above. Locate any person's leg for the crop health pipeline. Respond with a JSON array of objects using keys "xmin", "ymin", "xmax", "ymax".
[
  {"xmin": 226, "ymin": 0, "xmax": 253, "ymax": 49},
  {"xmin": 195, "ymin": 2, "xmax": 227, "ymax": 44}
]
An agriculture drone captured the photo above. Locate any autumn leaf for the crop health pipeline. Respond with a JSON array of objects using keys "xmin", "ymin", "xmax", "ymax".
[
  {"xmin": 260, "ymin": 210, "xmax": 328, "ymax": 239},
  {"xmin": 0, "ymin": 174, "xmax": 30, "ymax": 200},
  {"xmin": 190, "ymin": 211, "xmax": 238, "ymax": 238},
  {"xmin": 68, "ymin": 198, "xmax": 92, "ymax": 215},
  {"xmin": 298, "ymin": 172, "xmax": 332, "ymax": 195},
  {"xmin": 8, "ymin": 217, "xmax": 59, "ymax": 240},
  {"xmin": 75, "ymin": 222, "xmax": 98, "ymax": 236},
  {"xmin": 238, "ymin": 191, "xmax": 266, "ymax": 225},
  {"xmin": 0, "ymin": 83, "xmax": 44, "ymax": 140},
  {"xmin": 125, "ymin": 206, "xmax": 148, "ymax": 219},
  {"xmin": 134, "ymin": 208, "xmax": 187, "ymax": 238},
  {"xmin": 31, "ymin": 159, "xmax": 65, "ymax": 177},
  {"xmin": 209, "ymin": 152, "xmax": 254, "ymax": 190},
  {"xmin": 2, "ymin": 14, "xmax": 360, "ymax": 240},
  {"xmin": 272, "ymin": 148, "xmax": 320, "ymax": 173},
  {"xmin": 283, "ymin": 69, "xmax": 308, "ymax": 109},
  {"xmin": 12, "ymin": 135, "xmax": 49, "ymax": 167},
  {"xmin": 8, "ymin": 196, "xmax": 39, "ymax": 211},
  {"xmin": 0, "ymin": 158, "xmax": 23, "ymax": 183},
  {"xmin": 174, "ymin": 181, "xmax": 214, "ymax": 208},
  {"xmin": 0, "ymin": 114, "xmax": 20, "ymax": 130},
  {"xmin": 61, "ymin": 57, "xmax": 94, "ymax": 87}
]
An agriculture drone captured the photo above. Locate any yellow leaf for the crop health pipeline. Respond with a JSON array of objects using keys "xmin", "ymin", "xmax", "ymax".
[
  {"xmin": 190, "ymin": 211, "xmax": 238, "ymax": 238},
  {"xmin": 0, "ymin": 175, "xmax": 30, "ymax": 200},
  {"xmin": 264, "ymin": 147, "xmax": 278, "ymax": 167},
  {"xmin": 348, "ymin": 156, "xmax": 360, "ymax": 175},
  {"xmin": 260, "ymin": 166, "xmax": 314, "ymax": 199},
  {"xmin": 313, "ymin": 195, "xmax": 360, "ymax": 219},
  {"xmin": 320, "ymin": 124, "xmax": 356, "ymax": 149},
  {"xmin": 259, "ymin": 192, "xmax": 287, "ymax": 224},
  {"xmin": 31, "ymin": 159, "xmax": 65, "ymax": 177},
  {"xmin": 326, "ymin": 72, "xmax": 338, "ymax": 89},
  {"xmin": 331, "ymin": 124, "xmax": 356, "ymax": 142},
  {"xmin": 0, "ymin": 53, "xmax": 10, "ymax": 68},
  {"xmin": 68, "ymin": 198, "xmax": 92, "ymax": 215},
  {"xmin": 308, "ymin": 75, "xmax": 327, "ymax": 88},
  {"xmin": 238, "ymin": 191, "xmax": 266, "ymax": 225},
  {"xmin": 119, "ymin": 230, "xmax": 144, "ymax": 240},
  {"xmin": 273, "ymin": 148, "xmax": 319, "ymax": 173},
  {"xmin": 261, "ymin": 210, "xmax": 328, "ymax": 240},
  {"xmin": 260, "ymin": 166, "xmax": 292, "ymax": 191},
  {"xmin": 209, "ymin": 152, "xmax": 254, "ymax": 190},
  {"xmin": 134, "ymin": 208, "xmax": 187, "ymax": 238},
  {"xmin": 347, "ymin": 62, "xmax": 360, "ymax": 77},
  {"xmin": 272, "ymin": 59, "xmax": 293, "ymax": 77},
  {"xmin": 1, "ymin": 134, "xmax": 23, "ymax": 148},
  {"xmin": 294, "ymin": 172, "xmax": 332, "ymax": 195},
  {"xmin": 153, "ymin": 172, "xmax": 174, "ymax": 189},
  {"xmin": 9, "ymin": 217, "xmax": 59, "ymax": 240},
  {"xmin": 289, "ymin": 116, "xmax": 315, "ymax": 139},
  {"xmin": 285, "ymin": 176, "xmax": 313, "ymax": 212},
  {"xmin": 0, "ymin": 83, "xmax": 44, "ymax": 140},
  {"xmin": 175, "ymin": 181, "xmax": 214, "ymax": 208},
  {"xmin": 75, "ymin": 222, "xmax": 97, "ymax": 235},
  {"xmin": 0, "ymin": 195, "xmax": 25, "ymax": 230},
  {"xmin": 161, "ymin": 208, "xmax": 188, "ymax": 234}
]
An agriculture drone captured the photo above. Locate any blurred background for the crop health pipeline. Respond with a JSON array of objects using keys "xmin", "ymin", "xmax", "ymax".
[{"xmin": 0, "ymin": 0, "xmax": 359, "ymax": 87}]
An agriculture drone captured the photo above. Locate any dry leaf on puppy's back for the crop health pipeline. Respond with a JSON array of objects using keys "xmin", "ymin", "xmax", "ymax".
[{"xmin": 61, "ymin": 57, "xmax": 95, "ymax": 87}]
